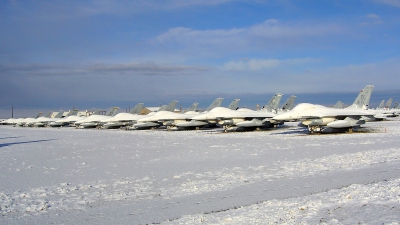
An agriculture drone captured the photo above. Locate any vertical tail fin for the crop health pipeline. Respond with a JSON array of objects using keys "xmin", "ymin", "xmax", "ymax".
[
  {"xmin": 227, "ymin": 99, "xmax": 240, "ymax": 110},
  {"xmin": 393, "ymin": 102, "xmax": 399, "ymax": 109},
  {"xmin": 106, "ymin": 107, "xmax": 120, "ymax": 116},
  {"xmin": 345, "ymin": 85, "xmax": 374, "ymax": 110},
  {"xmin": 385, "ymin": 98, "xmax": 393, "ymax": 109},
  {"xmin": 205, "ymin": 98, "xmax": 223, "ymax": 112},
  {"xmin": 185, "ymin": 102, "xmax": 199, "ymax": 112},
  {"xmin": 281, "ymin": 95, "xmax": 297, "ymax": 111},
  {"xmin": 164, "ymin": 100, "xmax": 178, "ymax": 112},
  {"xmin": 92, "ymin": 109, "xmax": 101, "ymax": 115},
  {"xmin": 158, "ymin": 105, "xmax": 167, "ymax": 111},
  {"xmin": 333, "ymin": 101, "xmax": 344, "ymax": 109},
  {"xmin": 129, "ymin": 103, "xmax": 144, "ymax": 114},
  {"xmin": 35, "ymin": 112, "xmax": 43, "ymax": 118},
  {"xmin": 44, "ymin": 111, "xmax": 53, "ymax": 118},
  {"xmin": 262, "ymin": 93, "xmax": 283, "ymax": 112},
  {"xmin": 67, "ymin": 109, "xmax": 79, "ymax": 116},
  {"xmin": 54, "ymin": 111, "xmax": 64, "ymax": 118},
  {"xmin": 377, "ymin": 100, "xmax": 385, "ymax": 109}
]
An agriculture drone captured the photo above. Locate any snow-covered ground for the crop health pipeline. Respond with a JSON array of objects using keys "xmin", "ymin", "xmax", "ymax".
[{"xmin": 1, "ymin": 121, "xmax": 400, "ymax": 224}]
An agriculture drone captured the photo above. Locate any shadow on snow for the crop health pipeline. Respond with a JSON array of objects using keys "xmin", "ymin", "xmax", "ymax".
[
  {"xmin": 0, "ymin": 136, "xmax": 23, "ymax": 140},
  {"xmin": 0, "ymin": 139, "xmax": 56, "ymax": 148}
]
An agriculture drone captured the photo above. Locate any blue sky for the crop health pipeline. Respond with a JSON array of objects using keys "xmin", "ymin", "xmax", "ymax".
[{"xmin": 1, "ymin": 0, "xmax": 400, "ymax": 117}]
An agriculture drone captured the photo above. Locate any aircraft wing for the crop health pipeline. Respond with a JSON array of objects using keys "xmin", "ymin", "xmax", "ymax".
[
  {"xmin": 313, "ymin": 108, "xmax": 376, "ymax": 118},
  {"xmin": 215, "ymin": 110, "xmax": 277, "ymax": 120},
  {"xmin": 273, "ymin": 103, "xmax": 375, "ymax": 121}
]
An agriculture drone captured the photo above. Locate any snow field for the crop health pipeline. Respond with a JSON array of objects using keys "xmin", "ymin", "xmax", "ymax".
[{"xmin": 0, "ymin": 120, "xmax": 400, "ymax": 224}]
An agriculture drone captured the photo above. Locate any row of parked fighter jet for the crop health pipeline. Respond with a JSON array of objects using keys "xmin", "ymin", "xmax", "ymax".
[
  {"xmin": 2, "ymin": 85, "xmax": 399, "ymax": 133},
  {"xmin": 1, "ymin": 94, "xmax": 294, "ymax": 132}
]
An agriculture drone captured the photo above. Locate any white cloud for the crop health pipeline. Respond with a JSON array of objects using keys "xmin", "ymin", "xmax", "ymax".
[
  {"xmin": 366, "ymin": 14, "xmax": 380, "ymax": 19},
  {"xmin": 0, "ymin": 62, "xmax": 209, "ymax": 77},
  {"xmin": 224, "ymin": 59, "xmax": 280, "ymax": 71},
  {"xmin": 361, "ymin": 14, "xmax": 383, "ymax": 26},
  {"xmin": 224, "ymin": 61, "xmax": 248, "ymax": 70},
  {"xmin": 155, "ymin": 27, "xmax": 246, "ymax": 45},
  {"xmin": 248, "ymin": 19, "xmax": 341, "ymax": 38},
  {"xmin": 154, "ymin": 19, "xmax": 344, "ymax": 55},
  {"xmin": 223, "ymin": 58, "xmax": 320, "ymax": 71}
]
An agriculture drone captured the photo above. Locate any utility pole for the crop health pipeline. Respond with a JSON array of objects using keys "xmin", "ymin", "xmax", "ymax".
[{"xmin": 11, "ymin": 106, "xmax": 13, "ymax": 118}]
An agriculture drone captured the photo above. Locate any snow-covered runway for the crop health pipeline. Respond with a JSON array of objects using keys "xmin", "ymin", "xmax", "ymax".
[{"xmin": 1, "ymin": 121, "xmax": 400, "ymax": 224}]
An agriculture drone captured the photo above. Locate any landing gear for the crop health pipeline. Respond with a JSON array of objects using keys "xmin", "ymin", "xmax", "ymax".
[
  {"xmin": 308, "ymin": 125, "xmax": 322, "ymax": 134},
  {"xmin": 166, "ymin": 125, "xmax": 176, "ymax": 131},
  {"xmin": 222, "ymin": 125, "xmax": 233, "ymax": 133}
]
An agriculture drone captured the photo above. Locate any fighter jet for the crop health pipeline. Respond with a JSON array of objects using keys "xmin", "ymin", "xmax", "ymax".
[
  {"xmin": 187, "ymin": 94, "xmax": 284, "ymax": 132},
  {"xmin": 23, "ymin": 112, "xmax": 53, "ymax": 127},
  {"xmin": 370, "ymin": 98, "xmax": 399, "ymax": 120},
  {"xmin": 233, "ymin": 95, "xmax": 297, "ymax": 131},
  {"xmin": 32, "ymin": 111, "xmax": 65, "ymax": 127},
  {"xmin": 75, "ymin": 107, "xmax": 120, "ymax": 129},
  {"xmin": 128, "ymin": 100, "xmax": 178, "ymax": 130},
  {"xmin": 48, "ymin": 109, "xmax": 100, "ymax": 127},
  {"xmin": 0, "ymin": 118, "xmax": 17, "ymax": 125},
  {"xmin": 48, "ymin": 109, "xmax": 81, "ymax": 127},
  {"xmin": 162, "ymin": 99, "xmax": 236, "ymax": 131},
  {"xmin": 133, "ymin": 102, "xmax": 201, "ymax": 130},
  {"xmin": 168, "ymin": 98, "xmax": 236, "ymax": 130},
  {"xmin": 272, "ymin": 85, "xmax": 375, "ymax": 134},
  {"xmin": 136, "ymin": 98, "xmax": 235, "ymax": 130},
  {"xmin": 103, "ymin": 100, "xmax": 178, "ymax": 130},
  {"xmin": 1, "ymin": 112, "xmax": 42, "ymax": 126},
  {"xmin": 12, "ymin": 112, "xmax": 43, "ymax": 127},
  {"xmin": 100, "ymin": 103, "xmax": 144, "ymax": 129}
]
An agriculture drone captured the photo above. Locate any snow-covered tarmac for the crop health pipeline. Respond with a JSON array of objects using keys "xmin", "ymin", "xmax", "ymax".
[{"xmin": 1, "ymin": 121, "xmax": 400, "ymax": 224}]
